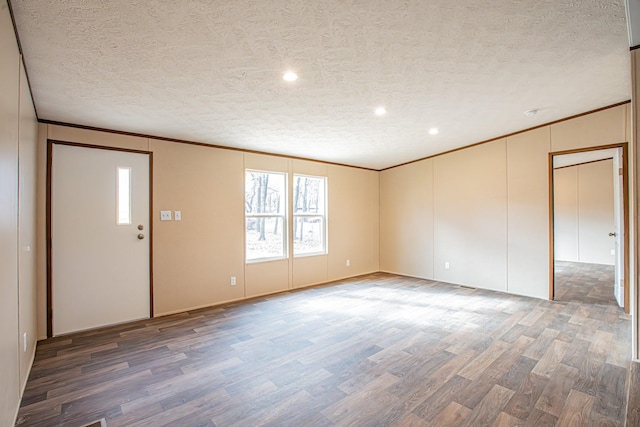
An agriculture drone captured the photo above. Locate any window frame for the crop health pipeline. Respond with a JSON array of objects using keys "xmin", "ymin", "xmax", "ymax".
[
  {"xmin": 244, "ymin": 169, "xmax": 288, "ymax": 263},
  {"xmin": 116, "ymin": 166, "xmax": 132, "ymax": 225},
  {"xmin": 293, "ymin": 174, "xmax": 327, "ymax": 257}
]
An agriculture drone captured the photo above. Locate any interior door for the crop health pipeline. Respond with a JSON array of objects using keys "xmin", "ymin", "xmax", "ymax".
[
  {"xmin": 51, "ymin": 143, "xmax": 150, "ymax": 336},
  {"xmin": 612, "ymin": 148, "xmax": 624, "ymax": 307}
]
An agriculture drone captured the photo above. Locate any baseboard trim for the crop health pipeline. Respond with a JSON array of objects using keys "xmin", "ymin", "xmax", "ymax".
[
  {"xmin": 154, "ymin": 271, "xmax": 381, "ymax": 318},
  {"xmin": 14, "ymin": 342, "xmax": 37, "ymax": 426}
]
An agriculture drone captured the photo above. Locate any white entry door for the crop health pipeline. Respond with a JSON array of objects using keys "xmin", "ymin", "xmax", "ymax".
[{"xmin": 52, "ymin": 143, "xmax": 150, "ymax": 336}]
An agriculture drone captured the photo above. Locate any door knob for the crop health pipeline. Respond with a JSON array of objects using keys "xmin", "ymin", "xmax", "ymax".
[
  {"xmin": 138, "ymin": 224, "xmax": 144, "ymax": 230},
  {"xmin": 609, "ymin": 232, "xmax": 617, "ymax": 237},
  {"xmin": 137, "ymin": 233, "xmax": 145, "ymax": 240}
]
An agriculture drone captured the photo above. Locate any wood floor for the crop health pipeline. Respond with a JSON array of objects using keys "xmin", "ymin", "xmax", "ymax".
[
  {"xmin": 554, "ymin": 261, "xmax": 618, "ymax": 306},
  {"xmin": 16, "ymin": 272, "xmax": 633, "ymax": 426}
]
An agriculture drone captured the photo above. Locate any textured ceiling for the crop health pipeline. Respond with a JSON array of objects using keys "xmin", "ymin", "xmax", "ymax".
[{"xmin": 11, "ymin": 0, "xmax": 632, "ymax": 169}]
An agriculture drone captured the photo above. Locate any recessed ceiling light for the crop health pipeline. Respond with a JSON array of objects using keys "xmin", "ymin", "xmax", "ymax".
[
  {"xmin": 429, "ymin": 128, "xmax": 439, "ymax": 135},
  {"xmin": 283, "ymin": 71, "xmax": 298, "ymax": 82},
  {"xmin": 524, "ymin": 109, "xmax": 538, "ymax": 117},
  {"xmin": 375, "ymin": 106, "xmax": 387, "ymax": 116}
]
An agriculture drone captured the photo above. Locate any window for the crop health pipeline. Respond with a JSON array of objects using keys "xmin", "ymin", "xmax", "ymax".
[
  {"xmin": 245, "ymin": 170, "xmax": 287, "ymax": 261},
  {"xmin": 116, "ymin": 167, "xmax": 131, "ymax": 225},
  {"xmin": 293, "ymin": 175, "xmax": 326, "ymax": 256}
]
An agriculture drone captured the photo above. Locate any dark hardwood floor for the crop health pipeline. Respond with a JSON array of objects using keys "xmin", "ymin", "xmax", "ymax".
[
  {"xmin": 627, "ymin": 362, "xmax": 640, "ymax": 427},
  {"xmin": 15, "ymin": 272, "xmax": 633, "ymax": 426},
  {"xmin": 554, "ymin": 261, "xmax": 617, "ymax": 306}
]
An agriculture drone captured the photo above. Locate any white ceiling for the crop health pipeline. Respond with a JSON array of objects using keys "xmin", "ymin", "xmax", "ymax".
[{"xmin": 11, "ymin": 0, "xmax": 632, "ymax": 170}]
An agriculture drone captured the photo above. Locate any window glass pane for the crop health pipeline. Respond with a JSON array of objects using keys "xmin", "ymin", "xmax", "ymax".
[
  {"xmin": 294, "ymin": 216, "xmax": 324, "ymax": 255},
  {"xmin": 117, "ymin": 167, "xmax": 131, "ymax": 225},
  {"xmin": 294, "ymin": 176, "xmax": 325, "ymax": 214},
  {"xmin": 246, "ymin": 217, "xmax": 285, "ymax": 260},
  {"xmin": 294, "ymin": 175, "xmax": 326, "ymax": 256},
  {"xmin": 245, "ymin": 171, "xmax": 286, "ymax": 215}
]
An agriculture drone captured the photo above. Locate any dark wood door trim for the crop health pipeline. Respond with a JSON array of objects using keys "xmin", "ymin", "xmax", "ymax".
[{"xmin": 548, "ymin": 142, "xmax": 629, "ymax": 314}]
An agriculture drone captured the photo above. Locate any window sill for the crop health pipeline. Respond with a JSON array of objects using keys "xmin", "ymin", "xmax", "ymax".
[
  {"xmin": 294, "ymin": 252, "xmax": 328, "ymax": 259},
  {"xmin": 245, "ymin": 256, "xmax": 288, "ymax": 265}
]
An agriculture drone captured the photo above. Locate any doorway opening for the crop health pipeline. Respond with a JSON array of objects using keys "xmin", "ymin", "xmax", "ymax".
[{"xmin": 549, "ymin": 143, "xmax": 628, "ymax": 312}]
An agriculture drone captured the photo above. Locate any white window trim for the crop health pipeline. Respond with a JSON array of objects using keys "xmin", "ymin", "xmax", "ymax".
[
  {"xmin": 116, "ymin": 166, "xmax": 132, "ymax": 225},
  {"xmin": 245, "ymin": 169, "xmax": 288, "ymax": 263},
  {"xmin": 293, "ymin": 174, "xmax": 327, "ymax": 257}
]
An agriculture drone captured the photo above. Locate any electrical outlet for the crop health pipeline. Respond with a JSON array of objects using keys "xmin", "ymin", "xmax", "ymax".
[
  {"xmin": 445, "ymin": 261, "xmax": 450, "ymax": 269},
  {"xmin": 346, "ymin": 259, "xmax": 350, "ymax": 267},
  {"xmin": 230, "ymin": 276, "xmax": 236, "ymax": 286},
  {"xmin": 174, "ymin": 211, "xmax": 182, "ymax": 221},
  {"xmin": 611, "ymin": 249, "xmax": 615, "ymax": 256},
  {"xmin": 160, "ymin": 210, "xmax": 172, "ymax": 221}
]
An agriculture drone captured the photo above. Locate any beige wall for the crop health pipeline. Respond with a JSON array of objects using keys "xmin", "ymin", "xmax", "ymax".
[
  {"xmin": 380, "ymin": 104, "xmax": 628, "ymax": 300},
  {"xmin": 0, "ymin": 1, "xmax": 39, "ymax": 424},
  {"xmin": 554, "ymin": 160, "xmax": 615, "ymax": 265},
  {"xmin": 36, "ymin": 125, "xmax": 380, "ymax": 334},
  {"xmin": 554, "ymin": 166, "xmax": 580, "ymax": 261},
  {"xmin": 151, "ymin": 140, "xmax": 245, "ymax": 314},
  {"xmin": 550, "ymin": 106, "xmax": 626, "ymax": 152},
  {"xmin": 380, "ymin": 159, "xmax": 434, "ymax": 278},
  {"xmin": 506, "ymin": 127, "xmax": 551, "ymax": 297},
  {"xmin": 327, "ymin": 164, "xmax": 379, "ymax": 281},
  {"xmin": 18, "ymin": 60, "xmax": 39, "ymax": 392},
  {"xmin": 434, "ymin": 139, "xmax": 508, "ymax": 291}
]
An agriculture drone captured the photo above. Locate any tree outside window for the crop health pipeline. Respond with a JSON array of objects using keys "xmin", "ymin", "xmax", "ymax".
[
  {"xmin": 245, "ymin": 170, "xmax": 287, "ymax": 261},
  {"xmin": 293, "ymin": 175, "xmax": 326, "ymax": 256}
]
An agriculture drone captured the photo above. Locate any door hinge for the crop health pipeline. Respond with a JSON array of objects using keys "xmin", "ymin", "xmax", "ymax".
[{"xmin": 619, "ymin": 167, "xmax": 623, "ymax": 176}]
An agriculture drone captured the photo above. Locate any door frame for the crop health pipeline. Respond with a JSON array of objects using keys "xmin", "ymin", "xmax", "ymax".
[
  {"xmin": 46, "ymin": 139, "xmax": 154, "ymax": 337},
  {"xmin": 548, "ymin": 142, "xmax": 629, "ymax": 313}
]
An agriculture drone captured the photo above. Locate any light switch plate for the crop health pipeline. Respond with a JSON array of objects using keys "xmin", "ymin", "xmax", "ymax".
[
  {"xmin": 174, "ymin": 211, "xmax": 182, "ymax": 221},
  {"xmin": 160, "ymin": 210, "xmax": 172, "ymax": 221}
]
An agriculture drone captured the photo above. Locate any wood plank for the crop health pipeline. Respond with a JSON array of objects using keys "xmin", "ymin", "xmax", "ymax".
[
  {"xmin": 627, "ymin": 361, "xmax": 640, "ymax": 427},
  {"xmin": 534, "ymin": 363, "xmax": 579, "ymax": 417},
  {"xmin": 394, "ymin": 413, "xmax": 429, "ymax": 427},
  {"xmin": 503, "ymin": 372, "xmax": 549, "ymax": 420},
  {"xmin": 459, "ymin": 384, "xmax": 514, "ymax": 427},
  {"xmin": 555, "ymin": 389, "xmax": 594, "ymax": 426},
  {"xmin": 531, "ymin": 339, "xmax": 570, "ymax": 378},
  {"xmin": 491, "ymin": 412, "xmax": 525, "ymax": 427},
  {"xmin": 458, "ymin": 341, "xmax": 509, "ymax": 381},
  {"xmin": 429, "ymin": 401, "xmax": 471, "ymax": 427},
  {"xmin": 592, "ymin": 362, "xmax": 627, "ymax": 420}
]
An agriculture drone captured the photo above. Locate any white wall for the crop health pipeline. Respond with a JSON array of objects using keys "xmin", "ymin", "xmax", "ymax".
[{"xmin": 554, "ymin": 160, "xmax": 615, "ymax": 265}]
